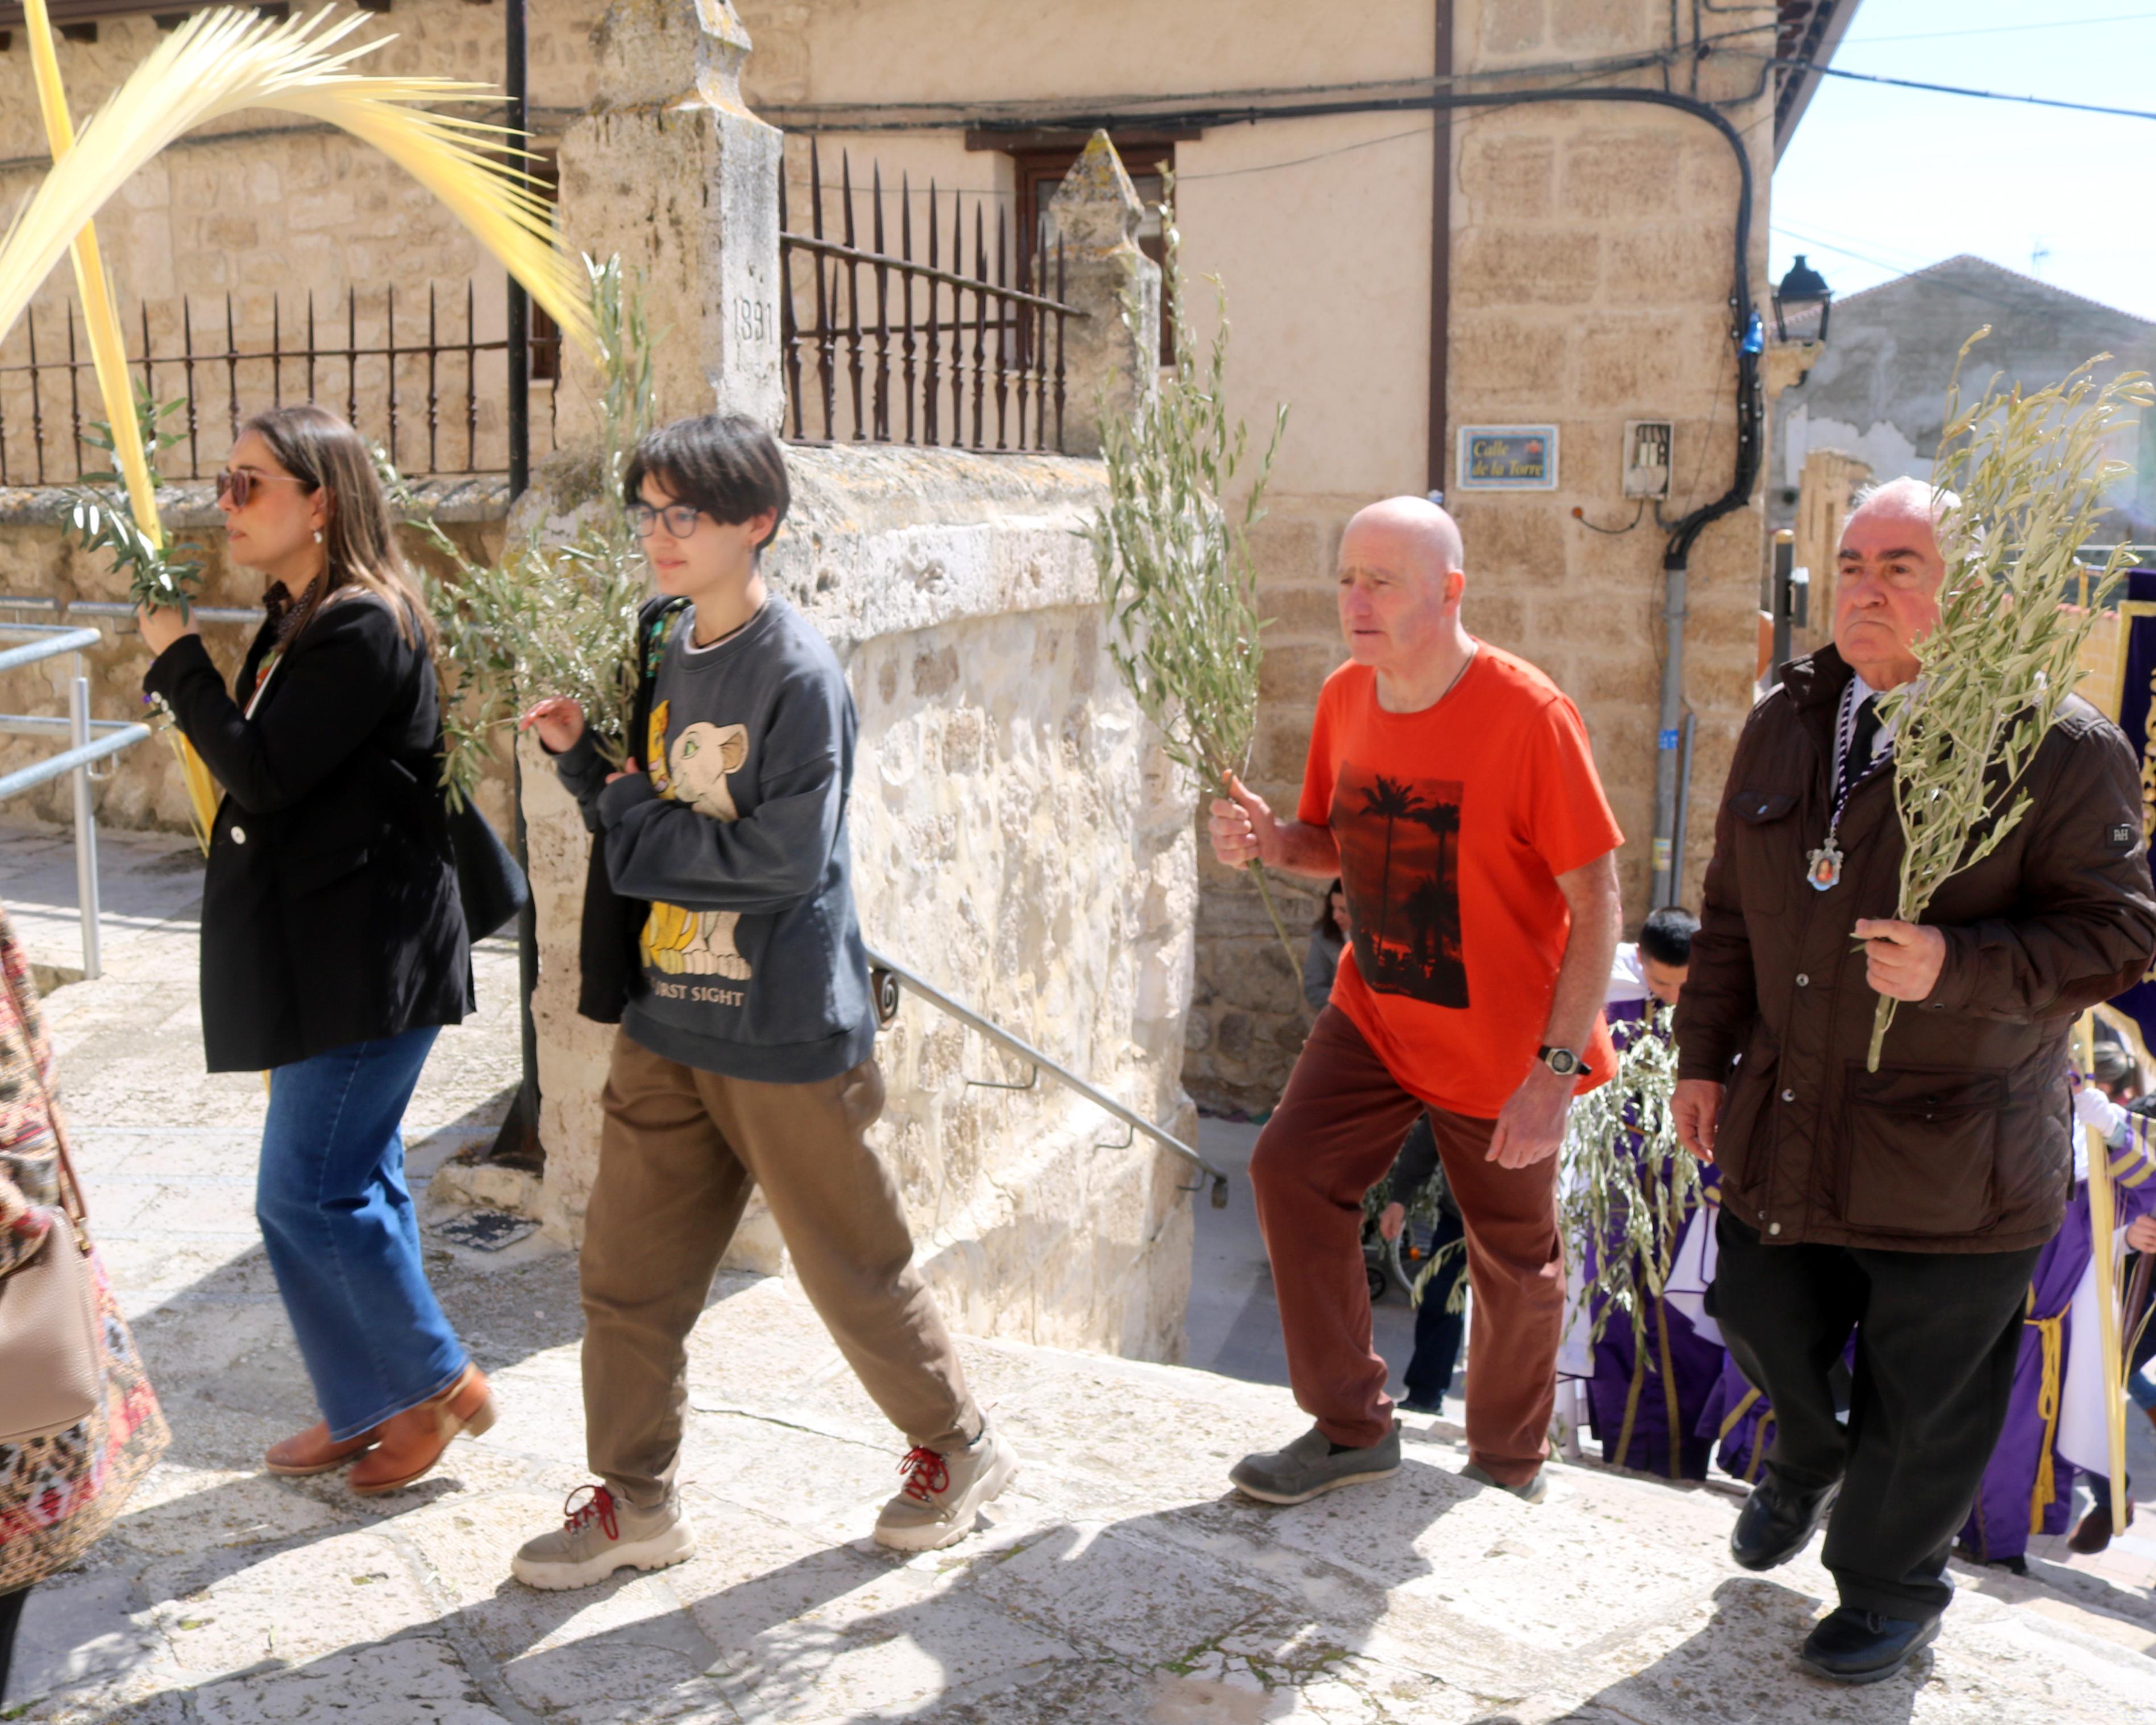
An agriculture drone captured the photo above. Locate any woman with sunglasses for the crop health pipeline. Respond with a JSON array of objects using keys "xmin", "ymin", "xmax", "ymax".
[{"xmin": 137, "ymin": 404, "xmax": 491, "ymax": 1495}]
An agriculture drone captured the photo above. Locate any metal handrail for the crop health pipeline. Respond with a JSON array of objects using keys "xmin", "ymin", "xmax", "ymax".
[
  {"xmin": 865, "ymin": 948, "xmax": 1230, "ymax": 1208},
  {"xmin": 0, "ymin": 623, "xmax": 155, "ymax": 977},
  {"xmin": 0, "ymin": 723, "xmax": 152, "ymax": 803},
  {"xmin": 0, "ymin": 594, "xmax": 261, "ymax": 625}
]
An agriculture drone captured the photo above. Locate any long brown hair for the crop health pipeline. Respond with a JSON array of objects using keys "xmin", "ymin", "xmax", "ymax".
[{"xmin": 239, "ymin": 405, "xmax": 436, "ymax": 651}]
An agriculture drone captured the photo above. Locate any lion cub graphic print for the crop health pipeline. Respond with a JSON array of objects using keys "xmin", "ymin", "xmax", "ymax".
[{"xmin": 639, "ymin": 698, "xmax": 754, "ymax": 979}]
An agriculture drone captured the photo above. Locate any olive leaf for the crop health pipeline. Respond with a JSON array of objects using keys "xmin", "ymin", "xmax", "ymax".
[
  {"xmin": 384, "ymin": 255, "xmax": 656, "ymax": 810},
  {"xmin": 1084, "ymin": 174, "xmax": 1299, "ymax": 991},
  {"xmin": 1868, "ymin": 334, "xmax": 2155, "ymax": 1068}
]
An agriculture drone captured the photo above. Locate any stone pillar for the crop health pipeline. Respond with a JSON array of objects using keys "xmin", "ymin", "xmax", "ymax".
[
  {"xmin": 1048, "ymin": 133, "xmax": 1161, "ymax": 459},
  {"xmin": 505, "ymin": 0, "xmax": 786, "ymax": 1252},
  {"xmin": 554, "ymin": 0, "xmax": 784, "ymax": 431}
]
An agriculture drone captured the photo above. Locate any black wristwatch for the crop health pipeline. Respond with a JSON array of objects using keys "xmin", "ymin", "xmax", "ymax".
[{"xmin": 1538, "ymin": 1045, "xmax": 1591, "ymax": 1079}]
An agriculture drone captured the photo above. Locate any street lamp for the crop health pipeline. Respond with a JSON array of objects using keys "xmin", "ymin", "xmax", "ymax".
[{"xmin": 1773, "ymin": 254, "xmax": 1832, "ymax": 345}]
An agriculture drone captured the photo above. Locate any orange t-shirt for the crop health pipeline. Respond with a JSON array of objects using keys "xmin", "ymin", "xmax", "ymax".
[{"xmin": 1298, "ymin": 645, "xmax": 1624, "ymax": 1119}]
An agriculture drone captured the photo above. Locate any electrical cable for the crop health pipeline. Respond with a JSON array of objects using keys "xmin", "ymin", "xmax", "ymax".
[
  {"xmin": 1573, "ymin": 500, "xmax": 1647, "ymax": 535},
  {"xmin": 1766, "ymin": 57, "xmax": 2156, "ymax": 123}
]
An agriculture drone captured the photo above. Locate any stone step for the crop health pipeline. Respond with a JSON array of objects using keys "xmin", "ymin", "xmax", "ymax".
[{"xmin": 20, "ymin": 1266, "xmax": 2156, "ymax": 1724}]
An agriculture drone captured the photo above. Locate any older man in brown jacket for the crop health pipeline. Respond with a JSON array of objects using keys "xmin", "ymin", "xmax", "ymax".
[{"xmin": 1672, "ymin": 478, "xmax": 2156, "ymax": 1685}]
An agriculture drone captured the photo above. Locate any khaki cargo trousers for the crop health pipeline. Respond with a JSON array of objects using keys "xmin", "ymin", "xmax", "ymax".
[{"xmin": 579, "ymin": 1029, "xmax": 980, "ymax": 1509}]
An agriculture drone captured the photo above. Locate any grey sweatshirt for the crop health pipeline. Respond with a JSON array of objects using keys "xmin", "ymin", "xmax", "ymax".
[{"xmin": 554, "ymin": 596, "xmax": 877, "ymax": 1084}]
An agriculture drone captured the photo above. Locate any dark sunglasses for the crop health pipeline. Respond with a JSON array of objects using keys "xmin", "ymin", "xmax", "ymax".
[
  {"xmin": 215, "ymin": 468, "xmax": 310, "ymax": 509},
  {"xmin": 631, "ymin": 501, "xmax": 705, "ymax": 539}
]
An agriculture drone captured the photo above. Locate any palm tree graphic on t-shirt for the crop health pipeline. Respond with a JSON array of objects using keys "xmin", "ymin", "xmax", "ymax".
[
  {"xmin": 1336, "ymin": 764, "xmax": 1467, "ymax": 1009},
  {"xmin": 1358, "ymin": 775, "xmax": 1427, "ymax": 962}
]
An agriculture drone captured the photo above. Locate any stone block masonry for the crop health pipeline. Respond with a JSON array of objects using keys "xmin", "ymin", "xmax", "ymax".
[{"xmin": 1187, "ymin": 14, "xmax": 1774, "ymax": 1112}]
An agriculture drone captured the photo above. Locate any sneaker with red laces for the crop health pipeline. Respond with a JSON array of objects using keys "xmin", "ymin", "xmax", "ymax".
[
  {"xmin": 873, "ymin": 1421, "xmax": 1018, "ymax": 1551},
  {"xmin": 511, "ymin": 1484, "xmax": 696, "ymax": 1591}
]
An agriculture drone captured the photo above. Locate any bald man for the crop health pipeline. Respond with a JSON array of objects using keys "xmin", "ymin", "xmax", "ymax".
[
  {"xmin": 1674, "ymin": 478, "xmax": 2156, "ymax": 1682},
  {"xmin": 1212, "ymin": 496, "xmax": 1623, "ymax": 1508}
]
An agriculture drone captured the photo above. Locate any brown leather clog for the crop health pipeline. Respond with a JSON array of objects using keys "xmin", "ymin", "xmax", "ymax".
[
  {"xmin": 265, "ymin": 1420, "xmax": 377, "ymax": 1476},
  {"xmin": 347, "ymin": 1364, "xmax": 497, "ymax": 1496}
]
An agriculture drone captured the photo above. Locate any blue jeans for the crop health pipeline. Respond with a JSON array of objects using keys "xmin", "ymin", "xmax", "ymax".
[{"xmin": 257, "ymin": 1026, "xmax": 466, "ymax": 1440}]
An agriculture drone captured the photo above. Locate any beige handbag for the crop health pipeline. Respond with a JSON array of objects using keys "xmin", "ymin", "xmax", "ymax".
[{"xmin": 0, "ymin": 1159, "xmax": 100, "ymax": 1443}]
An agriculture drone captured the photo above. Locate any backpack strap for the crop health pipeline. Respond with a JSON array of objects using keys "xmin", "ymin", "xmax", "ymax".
[{"xmin": 628, "ymin": 596, "xmax": 692, "ymax": 765}]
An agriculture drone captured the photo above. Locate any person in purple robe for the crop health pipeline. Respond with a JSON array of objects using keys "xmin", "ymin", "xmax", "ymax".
[
  {"xmin": 1955, "ymin": 1076, "xmax": 2156, "ymax": 1571},
  {"xmin": 1573, "ymin": 909, "xmax": 1727, "ymax": 1479}
]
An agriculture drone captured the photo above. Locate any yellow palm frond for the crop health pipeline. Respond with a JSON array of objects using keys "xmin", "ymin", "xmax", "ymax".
[
  {"xmin": 0, "ymin": 5, "xmax": 596, "ymax": 366},
  {"xmin": 20, "ymin": 0, "xmax": 161, "ymax": 539}
]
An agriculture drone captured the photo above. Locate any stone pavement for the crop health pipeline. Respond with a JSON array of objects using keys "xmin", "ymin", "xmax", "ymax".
[{"xmin": 5, "ymin": 818, "xmax": 2156, "ymax": 1723}]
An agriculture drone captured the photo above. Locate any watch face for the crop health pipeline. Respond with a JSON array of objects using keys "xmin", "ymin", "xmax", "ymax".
[{"xmin": 1544, "ymin": 1048, "xmax": 1580, "ymax": 1075}]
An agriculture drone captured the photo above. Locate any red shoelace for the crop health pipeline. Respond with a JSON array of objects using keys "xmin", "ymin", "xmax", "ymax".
[
  {"xmin": 897, "ymin": 1446, "xmax": 950, "ymax": 1505},
  {"xmin": 562, "ymin": 1483, "xmax": 620, "ymax": 1541}
]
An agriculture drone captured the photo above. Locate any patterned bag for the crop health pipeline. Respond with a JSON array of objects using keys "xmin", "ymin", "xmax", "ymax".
[{"xmin": 0, "ymin": 954, "xmax": 168, "ymax": 1594}]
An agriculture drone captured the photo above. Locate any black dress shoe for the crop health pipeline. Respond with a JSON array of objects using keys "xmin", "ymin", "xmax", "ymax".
[
  {"xmin": 1729, "ymin": 1476, "xmax": 1836, "ymax": 1571},
  {"xmin": 1798, "ymin": 1606, "xmax": 1940, "ymax": 1685}
]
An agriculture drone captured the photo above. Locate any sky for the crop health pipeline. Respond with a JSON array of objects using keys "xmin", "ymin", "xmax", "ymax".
[{"xmin": 1771, "ymin": 0, "xmax": 2156, "ymax": 322}]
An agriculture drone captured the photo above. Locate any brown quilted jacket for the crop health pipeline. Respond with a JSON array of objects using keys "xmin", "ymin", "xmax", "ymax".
[{"xmin": 1674, "ymin": 645, "xmax": 2156, "ymax": 1252}]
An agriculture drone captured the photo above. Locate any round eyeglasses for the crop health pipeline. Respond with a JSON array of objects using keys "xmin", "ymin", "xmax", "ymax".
[{"xmin": 630, "ymin": 502, "xmax": 705, "ymax": 539}]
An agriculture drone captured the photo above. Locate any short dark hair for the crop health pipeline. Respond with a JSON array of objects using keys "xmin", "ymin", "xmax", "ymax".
[
  {"xmin": 1638, "ymin": 905, "xmax": 1698, "ymax": 968},
  {"xmin": 622, "ymin": 413, "xmax": 791, "ymax": 552}
]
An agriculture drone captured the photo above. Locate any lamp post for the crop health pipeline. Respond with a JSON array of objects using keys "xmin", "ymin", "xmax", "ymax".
[
  {"xmin": 1773, "ymin": 254, "xmax": 1832, "ymax": 345},
  {"xmin": 1766, "ymin": 255, "xmax": 1832, "ymax": 694}
]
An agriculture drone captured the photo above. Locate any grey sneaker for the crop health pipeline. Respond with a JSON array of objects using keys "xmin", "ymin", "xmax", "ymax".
[
  {"xmin": 511, "ymin": 1485, "xmax": 696, "ymax": 1590},
  {"xmin": 1230, "ymin": 1422, "xmax": 1401, "ymax": 1505},
  {"xmin": 874, "ymin": 1421, "xmax": 1019, "ymax": 1551},
  {"xmin": 1461, "ymin": 1460, "xmax": 1548, "ymax": 1504}
]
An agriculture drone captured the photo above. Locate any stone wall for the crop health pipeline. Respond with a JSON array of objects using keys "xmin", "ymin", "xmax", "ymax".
[{"xmin": 510, "ymin": 444, "xmax": 1200, "ymax": 1361}]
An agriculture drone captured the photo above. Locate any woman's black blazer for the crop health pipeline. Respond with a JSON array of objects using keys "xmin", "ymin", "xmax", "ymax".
[{"xmin": 143, "ymin": 592, "xmax": 474, "ymax": 1072}]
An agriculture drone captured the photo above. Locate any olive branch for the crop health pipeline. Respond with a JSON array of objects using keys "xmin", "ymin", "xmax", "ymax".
[
  {"xmin": 1868, "ymin": 333, "xmax": 2156, "ymax": 1068},
  {"xmin": 383, "ymin": 255, "xmax": 655, "ymax": 808},
  {"xmin": 63, "ymin": 382, "xmax": 203, "ymax": 616},
  {"xmin": 1553, "ymin": 1008, "xmax": 1698, "ymax": 1356},
  {"xmin": 1085, "ymin": 176, "xmax": 1299, "ymax": 987}
]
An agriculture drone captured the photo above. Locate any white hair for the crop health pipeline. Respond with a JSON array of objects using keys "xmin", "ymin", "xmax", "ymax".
[
  {"xmin": 1849, "ymin": 476, "xmax": 1963, "ymax": 523},
  {"xmin": 1848, "ymin": 475, "xmax": 1980, "ymax": 561}
]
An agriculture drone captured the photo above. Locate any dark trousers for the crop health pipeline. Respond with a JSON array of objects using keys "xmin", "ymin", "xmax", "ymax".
[
  {"xmin": 0, "ymin": 1584, "xmax": 30, "ymax": 1703},
  {"xmin": 1710, "ymin": 1213, "xmax": 2041, "ymax": 1621},
  {"xmin": 1403, "ymin": 1206, "xmax": 1467, "ymax": 1409}
]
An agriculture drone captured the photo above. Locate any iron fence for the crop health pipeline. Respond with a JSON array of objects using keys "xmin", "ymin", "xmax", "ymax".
[
  {"xmin": 0, "ymin": 286, "xmax": 560, "ymax": 486},
  {"xmin": 779, "ymin": 141, "xmax": 1083, "ymax": 455}
]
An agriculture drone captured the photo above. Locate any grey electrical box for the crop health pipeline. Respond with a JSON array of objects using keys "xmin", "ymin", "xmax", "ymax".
[{"xmin": 1622, "ymin": 420, "xmax": 1673, "ymax": 499}]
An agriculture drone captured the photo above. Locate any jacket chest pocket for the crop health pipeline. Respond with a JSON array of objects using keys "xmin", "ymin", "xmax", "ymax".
[
  {"xmin": 1730, "ymin": 787, "xmax": 1800, "ymax": 918},
  {"xmin": 1839, "ymin": 1065, "xmax": 2005, "ymax": 1236}
]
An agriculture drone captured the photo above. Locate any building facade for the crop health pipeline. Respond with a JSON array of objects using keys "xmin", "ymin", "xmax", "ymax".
[
  {"xmin": 0, "ymin": 0, "xmax": 1839, "ymax": 1113},
  {"xmin": 1770, "ymin": 254, "xmax": 2156, "ymax": 543}
]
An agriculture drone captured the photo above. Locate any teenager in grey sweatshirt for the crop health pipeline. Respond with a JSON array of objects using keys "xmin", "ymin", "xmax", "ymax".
[{"xmin": 509, "ymin": 415, "xmax": 1014, "ymax": 1591}]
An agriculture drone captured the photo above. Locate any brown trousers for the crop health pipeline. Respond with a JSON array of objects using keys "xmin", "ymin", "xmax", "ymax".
[
  {"xmin": 1251, "ymin": 1006, "xmax": 1564, "ymax": 1485},
  {"xmin": 579, "ymin": 1030, "xmax": 979, "ymax": 1509}
]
